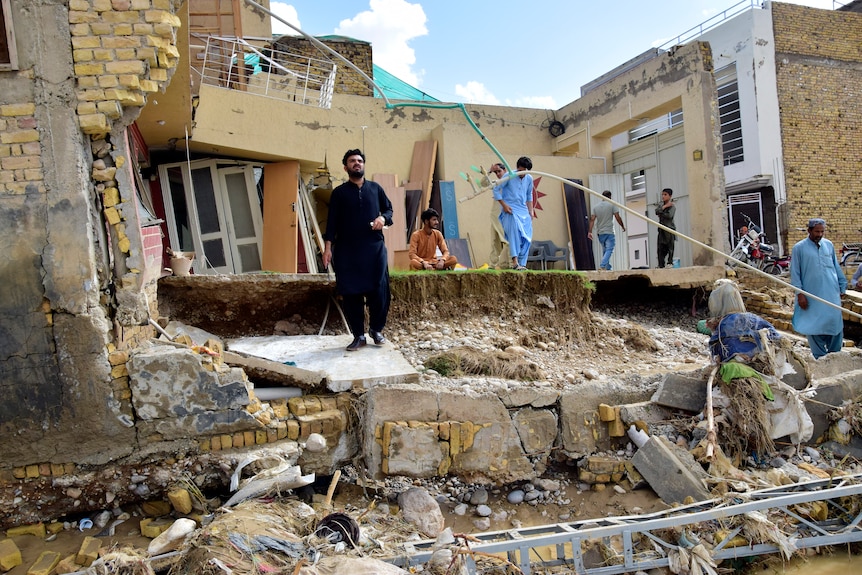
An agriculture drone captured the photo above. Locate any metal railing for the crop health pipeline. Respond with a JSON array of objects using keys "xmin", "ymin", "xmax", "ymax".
[
  {"xmin": 391, "ymin": 473, "xmax": 862, "ymax": 574},
  {"xmin": 195, "ymin": 36, "xmax": 337, "ymax": 109}
]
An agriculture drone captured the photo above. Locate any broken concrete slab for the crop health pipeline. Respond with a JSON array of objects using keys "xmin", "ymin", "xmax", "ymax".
[
  {"xmin": 808, "ymin": 348, "xmax": 862, "ymax": 381},
  {"xmin": 127, "ymin": 346, "xmax": 256, "ymax": 440},
  {"xmin": 559, "ymin": 381, "xmax": 654, "ymax": 458},
  {"xmin": 631, "ymin": 436, "xmax": 711, "ymax": 504},
  {"xmin": 498, "ymin": 385, "xmax": 560, "ymax": 408},
  {"xmin": 650, "ymin": 371, "xmax": 709, "ymax": 412},
  {"xmin": 804, "ymin": 369, "xmax": 862, "ymax": 442},
  {"xmin": 223, "ymin": 349, "xmax": 325, "ymax": 390},
  {"xmin": 619, "ymin": 401, "xmax": 676, "ymax": 428},
  {"xmin": 227, "ymin": 334, "xmax": 419, "ymax": 392}
]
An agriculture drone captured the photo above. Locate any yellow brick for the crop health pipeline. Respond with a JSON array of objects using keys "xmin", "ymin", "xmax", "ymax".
[
  {"xmin": 167, "ymin": 488, "xmax": 193, "ymax": 515},
  {"xmin": 0, "ymin": 539, "xmax": 22, "ymax": 571},
  {"xmin": 118, "ymin": 74, "xmax": 141, "ymax": 89},
  {"xmin": 64, "ymin": 463, "xmax": 76, "ymax": 474},
  {"xmin": 144, "ymin": 10, "xmax": 181, "ymax": 26},
  {"xmin": 113, "ymin": 23, "xmax": 134, "ymax": 35},
  {"xmin": 54, "ymin": 554, "xmax": 78, "ymax": 575},
  {"xmin": 72, "ymin": 49, "xmax": 94, "ymax": 62},
  {"xmin": 105, "ymin": 61, "xmax": 146, "ymax": 75},
  {"xmin": 50, "ymin": 463, "xmax": 65, "ymax": 476},
  {"xmin": 449, "ymin": 422, "xmax": 461, "ymax": 456},
  {"xmin": 69, "ymin": 23, "xmax": 91, "ymax": 36},
  {"xmin": 152, "ymin": 0, "xmax": 172, "ymax": 9},
  {"xmin": 115, "ymin": 49, "xmax": 137, "ymax": 61},
  {"xmin": 76, "ymin": 102, "xmax": 98, "ymax": 115},
  {"xmin": 108, "ymin": 349, "xmax": 128, "ymax": 365},
  {"xmin": 97, "ymin": 101, "xmax": 123, "ymax": 119},
  {"xmin": 69, "ymin": 0, "xmax": 90, "ymax": 11},
  {"xmin": 74, "ymin": 63, "xmax": 104, "ymax": 76},
  {"xmin": 0, "ymin": 130, "xmax": 39, "ymax": 144},
  {"xmin": 1, "ymin": 156, "xmax": 40, "ymax": 170},
  {"xmin": 78, "ymin": 114, "xmax": 109, "ymax": 135},
  {"xmin": 133, "ymin": 23, "xmax": 154, "ymax": 35},
  {"xmin": 255, "ymin": 430, "xmax": 267, "ymax": 445},
  {"xmin": 303, "ymin": 396, "xmax": 322, "ymax": 414},
  {"xmin": 288, "ymin": 396, "xmax": 306, "ymax": 416},
  {"xmin": 220, "ymin": 435, "xmax": 232, "ymax": 450},
  {"xmin": 139, "ymin": 518, "xmax": 172, "ymax": 539},
  {"xmin": 102, "ymin": 36, "xmax": 141, "ymax": 49},
  {"xmin": 232, "ymin": 433, "xmax": 244, "ymax": 448},
  {"xmin": 77, "ymin": 76, "xmax": 99, "ymax": 88},
  {"xmin": 6, "ymin": 523, "xmax": 44, "ymax": 538},
  {"xmin": 140, "ymin": 79, "xmax": 159, "ymax": 93},
  {"xmin": 97, "ymin": 75, "xmax": 119, "ymax": 88},
  {"xmin": 319, "ymin": 397, "xmax": 337, "ymax": 412},
  {"xmin": 69, "ymin": 10, "xmax": 99, "ymax": 24},
  {"xmin": 149, "ymin": 68, "xmax": 168, "ymax": 82},
  {"xmin": 109, "ymin": 363, "xmax": 128, "ymax": 379},
  {"xmin": 75, "ymin": 536, "xmax": 101, "ymax": 567},
  {"xmin": 104, "ymin": 206, "xmax": 121, "ymax": 225},
  {"xmin": 153, "ymin": 22, "xmax": 175, "ymax": 37},
  {"xmin": 25, "ymin": 465, "xmax": 39, "ymax": 479},
  {"xmin": 286, "ymin": 419, "xmax": 299, "ymax": 440},
  {"xmin": 276, "ymin": 421, "xmax": 287, "ymax": 439},
  {"xmin": 78, "ymin": 89, "xmax": 107, "ymax": 102},
  {"xmin": 266, "ymin": 428, "xmax": 277, "ymax": 443},
  {"xmin": 0, "ymin": 103, "xmax": 36, "ymax": 116},
  {"xmin": 46, "ymin": 523, "xmax": 64, "ymax": 535},
  {"xmin": 199, "ymin": 437, "xmax": 211, "ymax": 451},
  {"xmin": 26, "ymin": 550, "xmax": 60, "ymax": 575}
]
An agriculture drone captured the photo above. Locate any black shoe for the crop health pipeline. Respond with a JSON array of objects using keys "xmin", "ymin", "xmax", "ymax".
[
  {"xmin": 346, "ymin": 336, "xmax": 367, "ymax": 351},
  {"xmin": 369, "ymin": 331, "xmax": 386, "ymax": 345}
]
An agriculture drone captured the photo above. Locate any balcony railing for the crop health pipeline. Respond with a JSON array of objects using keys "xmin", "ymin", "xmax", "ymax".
[{"xmin": 194, "ymin": 36, "xmax": 337, "ymax": 109}]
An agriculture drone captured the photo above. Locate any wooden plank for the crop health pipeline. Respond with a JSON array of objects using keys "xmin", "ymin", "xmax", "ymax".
[
  {"xmin": 408, "ymin": 140, "xmax": 437, "ymax": 216},
  {"xmin": 262, "ymin": 161, "xmax": 299, "ymax": 272},
  {"xmin": 373, "ymin": 174, "xmax": 407, "ymax": 269}
]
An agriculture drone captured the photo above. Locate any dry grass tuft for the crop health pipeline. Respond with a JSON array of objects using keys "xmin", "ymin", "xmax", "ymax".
[{"xmin": 424, "ymin": 346, "xmax": 544, "ymax": 381}]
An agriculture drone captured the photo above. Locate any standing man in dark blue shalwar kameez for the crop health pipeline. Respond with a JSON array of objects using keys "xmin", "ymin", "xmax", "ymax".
[{"xmin": 323, "ymin": 149, "xmax": 393, "ymax": 351}]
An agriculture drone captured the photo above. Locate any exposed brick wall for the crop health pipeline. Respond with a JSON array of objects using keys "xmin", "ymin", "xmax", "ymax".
[
  {"xmin": 772, "ymin": 3, "xmax": 862, "ymax": 248},
  {"xmin": 272, "ymin": 36, "xmax": 374, "ymax": 97},
  {"xmin": 69, "ymin": 0, "xmax": 182, "ymax": 136},
  {"xmin": 0, "ymin": 102, "xmax": 43, "ymax": 195}
]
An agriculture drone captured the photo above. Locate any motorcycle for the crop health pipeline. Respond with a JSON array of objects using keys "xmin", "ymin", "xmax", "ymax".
[
  {"xmin": 762, "ymin": 253, "xmax": 790, "ymax": 276},
  {"xmin": 728, "ymin": 214, "xmax": 773, "ymax": 270}
]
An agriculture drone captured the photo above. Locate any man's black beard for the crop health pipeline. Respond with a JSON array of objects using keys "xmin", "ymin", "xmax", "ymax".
[{"xmin": 348, "ymin": 168, "xmax": 365, "ymax": 179}]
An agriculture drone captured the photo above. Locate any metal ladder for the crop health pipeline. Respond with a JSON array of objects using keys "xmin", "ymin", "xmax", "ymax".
[{"xmin": 392, "ymin": 473, "xmax": 862, "ymax": 574}]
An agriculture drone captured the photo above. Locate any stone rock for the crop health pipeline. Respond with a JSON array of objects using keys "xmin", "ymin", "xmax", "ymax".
[
  {"xmin": 305, "ymin": 433, "xmax": 327, "ymax": 452},
  {"xmin": 475, "ymin": 504, "xmax": 492, "ymax": 517},
  {"xmin": 472, "ymin": 517, "xmax": 491, "ymax": 531},
  {"xmin": 453, "ymin": 503, "xmax": 468, "ymax": 516},
  {"xmin": 467, "ymin": 487, "xmax": 487, "ymax": 505},
  {"xmin": 507, "ymin": 489, "xmax": 525, "ymax": 504},
  {"xmin": 533, "ymin": 478, "xmax": 561, "ymax": 492},
  {"xmin": 398, "ymin": 487, "xmax": 444, "ymax": 538}
]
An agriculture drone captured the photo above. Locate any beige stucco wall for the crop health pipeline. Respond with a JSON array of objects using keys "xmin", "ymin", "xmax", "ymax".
[{"xmin": 192, "ymin": 40, "xmax": 722, "ymax": 267}]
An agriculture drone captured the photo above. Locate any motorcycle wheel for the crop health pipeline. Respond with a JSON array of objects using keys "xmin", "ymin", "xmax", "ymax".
[
  {"xmin": 762, "ymin": 263, "xmax": 779, "ymax": 275},
  {"xmin": 841, "ymin": 251, "xmax": 862, "ymax": 267}
]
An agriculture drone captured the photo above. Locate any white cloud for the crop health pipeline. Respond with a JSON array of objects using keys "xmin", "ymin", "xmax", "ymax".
[
  {"xmin": 454, "ymin": 81, "xmax": 500, "ymax": 106},
  {"xmin": 270, "ymin": 2, "xmax": 301, "ymax": 35},
  {"xmin": 334, "ymin": 0, "xmax": 428, "ymax": 87},
  {"xmin": 507, "ymin": 95, "xmax": 558, "ymax": 110}
]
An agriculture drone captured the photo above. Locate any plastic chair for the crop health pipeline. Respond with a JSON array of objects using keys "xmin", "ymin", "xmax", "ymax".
[
  {"xmin": 542, "ymin": 240, "xmax": 570, "ymax": 270},
  {"xmin": 527, "ymin": 243, "xmax": 547, "ymax": 270}
]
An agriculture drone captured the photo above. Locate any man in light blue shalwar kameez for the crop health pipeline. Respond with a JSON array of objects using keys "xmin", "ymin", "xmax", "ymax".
[
  {"xmin": 493, "ymin": 156, "xmax": 534, "ymax": 269},
  {"xmin": 790, "ymin": 218, "xmax": 847, "ymax": 359}
]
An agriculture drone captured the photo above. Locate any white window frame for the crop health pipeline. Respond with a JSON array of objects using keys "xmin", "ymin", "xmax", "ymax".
[{"xmin": 0, "ymin": 0, "xmax": 19, "ymax": 71}]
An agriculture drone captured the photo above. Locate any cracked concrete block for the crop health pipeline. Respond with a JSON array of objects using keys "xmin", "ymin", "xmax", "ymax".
[
  {"xmin": 385, "ymin": 424, "xmax": 446, "ymax": 477},
  {"xmin": 631, "ymin": 436, "xmax": 710, "ymax": 504},
  {"xmin": 650, "ymin": 371, "xmax": 708, "ymax": 412}
]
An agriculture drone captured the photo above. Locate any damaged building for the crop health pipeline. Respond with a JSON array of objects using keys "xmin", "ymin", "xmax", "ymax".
[{"xmin": 2, "ymin": 1, "xmax": 862, "ymax": 565}]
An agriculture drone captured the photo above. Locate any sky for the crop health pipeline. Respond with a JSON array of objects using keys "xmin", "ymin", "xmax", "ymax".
[{"xmin": 268, "ymin": 0, "xmax": 838, "ymax": 109}]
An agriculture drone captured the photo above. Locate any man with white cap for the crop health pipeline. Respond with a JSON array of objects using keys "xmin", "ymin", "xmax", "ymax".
[{"xmin": 789, "ymin": 218, "xmax": 847, "ymax": 358}]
